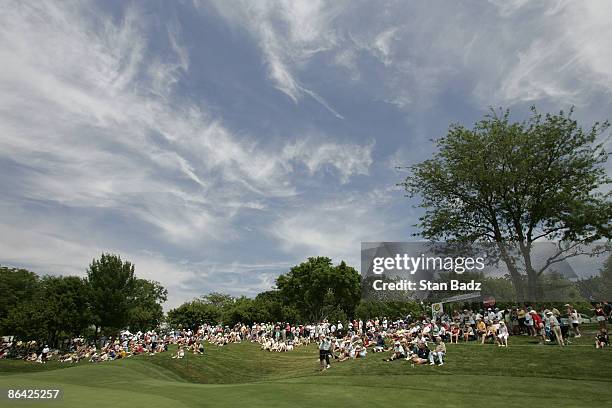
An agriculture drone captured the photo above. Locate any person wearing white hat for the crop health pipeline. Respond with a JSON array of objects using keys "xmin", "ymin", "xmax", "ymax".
[
  {"xmin": 384, "ymin": 340, "xmax": 406, "ymax": 361},
  {"xmin": 547, "ymin": 311, "xmax": 564, "ymax": 346}
]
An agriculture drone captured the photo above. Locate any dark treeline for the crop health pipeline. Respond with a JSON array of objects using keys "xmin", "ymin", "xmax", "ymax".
[
  {"xmin": 0, "ymin": 253, "xmax": 166, "ymax": 347},
  {"xmin": 3, "ymin": 253, "xmax": 611, "ymax": 346}
]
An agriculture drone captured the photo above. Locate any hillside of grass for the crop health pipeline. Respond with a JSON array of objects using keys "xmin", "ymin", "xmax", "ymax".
[{"xmin": 1, "ymin": 330, "xmax": 611, "ymax": 407}]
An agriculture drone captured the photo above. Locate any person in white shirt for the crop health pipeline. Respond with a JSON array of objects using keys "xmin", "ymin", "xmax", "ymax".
[
  {"xmin": 318, "ymin": 335, "xmax": 332, "ymax": 370},
  {"xmin": 567, "ymin": 305, "xmax": 581, "ymax": 338},
  {"xmin": 41, "ymin": 345, "xmax": 50, "ymax": 363},
  {"xmin": 384, "ymin": 341, "xmax": 405, "ymax": 361},
  {"xmin": 496, "ymin": 322, "xmax": 509, "ymax": 347}
]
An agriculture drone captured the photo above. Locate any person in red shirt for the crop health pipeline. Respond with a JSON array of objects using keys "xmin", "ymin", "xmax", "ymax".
[{"xmin": 530, "ymin": 310, "xmax": 545, "ymax": 343}]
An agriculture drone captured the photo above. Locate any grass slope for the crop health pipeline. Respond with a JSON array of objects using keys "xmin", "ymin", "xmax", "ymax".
[{"xmin": 1, "ymin": 332, "xmax": 611, "ymax": 408}]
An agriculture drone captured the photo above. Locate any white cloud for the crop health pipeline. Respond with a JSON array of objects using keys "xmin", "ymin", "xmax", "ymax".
[
  {"xmin": 270, "ymin": 188, "xmax": 408, "ymax": 266},
  {"xmin": 475, "ymin": 1, "xmax": 612, "ymax": 105},
  {"xmin": 207, "ymin": 0, "xmax": 345, "ymax": 118},
  {"xmin": 0, "ymin": 213, "xmax": 200, "ymax": 308},
  {"xmin": 0, "ymin": 1, "xmax": 374, "ymax": 303},
  {"xmin": 0, "ymin": 0, "xmax": 370, "ymax": 240},
  {"xmin": 282, "ymin": 138, "xmax": 374, "ymax": 183},
  {"xmin": 3, "ymin": 0, "xmax": 609, "ymax": 306}
]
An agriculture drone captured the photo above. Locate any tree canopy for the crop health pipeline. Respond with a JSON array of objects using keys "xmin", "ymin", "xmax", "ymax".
[
  {"xmin": 276, "ymin": 257, "xmax": 361, "ymax": 322},
  {"xmin": 1, "ymin": 254, "xmax": 167, "ymax": 346},
  {"xmin": 87, "ymin": 253, "xmax": 137, "ymax": 334},
  {"xmin": 402, "ymin": 107, "xmax": 612, "ymax": 301}
]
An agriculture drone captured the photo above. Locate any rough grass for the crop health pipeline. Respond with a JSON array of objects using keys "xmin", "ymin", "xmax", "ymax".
[{"xmin": 1, "ymin": 328, "xmax": 611, "ymax": 407}]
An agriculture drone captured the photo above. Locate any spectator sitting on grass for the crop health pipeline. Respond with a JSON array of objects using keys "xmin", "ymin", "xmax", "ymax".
[
  {"xmin": 595, "ymin": 329, "xmax": 608, "ymax": 349},
  {"xmin": 354, "ymin": 342, "xmax": 367, "ymax": 358},
  {"xmin": 428, "ymin": 336, "xmax": 446, "ymax": 366},
  {"xmin": 384, "ymin": 341, "xmax": 406, "ymax": 361},
  {"xmin": 372, "ymin": 334, "xmax": 387, "ymax": 352},
  {"xmin": 476, "ymin": 318, "xmax": 487, "ymax": 340},
  {"xmin": 482, "ymin": 320, "xmax": 498, "ymax": 344},
  {"xmin": 408, "ymin": 342, "xmax": 430, "ymax": 365},
  {"xmin": 463, "ymin": 325, "xmax": 475, "ymax": 342},
  {"xmin": 496, "ymin": 321, "xmax": 509, "ymax": 347},
  {"xmin": 449, "ymin": 323, "xmax": 460, "ymax": 344},
  {"xmin": 171, "ymin": 347, "xmax": 185, "ymax": 359}
]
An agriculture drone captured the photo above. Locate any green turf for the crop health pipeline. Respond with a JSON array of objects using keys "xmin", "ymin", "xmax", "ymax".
[{"xmin": 1, "ymin": 329, "xmax": 611, "ymax": 408}]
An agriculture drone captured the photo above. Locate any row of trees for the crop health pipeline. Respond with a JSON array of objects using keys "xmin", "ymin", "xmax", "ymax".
[
  {"xmin": 0, "ymin": 254, "xmax": 167, "ymax": 347},
  {"xmin": 167, "ymin": 257, "xmax": 364, "ymax": 328},
  {"xmin": 3, "ymin": 253, "xmax": 611, "ymax": 343}
]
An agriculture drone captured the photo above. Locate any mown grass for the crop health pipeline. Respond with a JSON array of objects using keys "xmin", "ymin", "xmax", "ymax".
[{"xmin": 1, "ymin": 328, "xmax": 611, "ymax": 407}]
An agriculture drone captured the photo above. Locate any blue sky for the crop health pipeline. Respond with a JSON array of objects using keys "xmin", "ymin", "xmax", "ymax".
[{"xmin": 1, "ymin": 0, "xmax": 611, "ymax": 308}]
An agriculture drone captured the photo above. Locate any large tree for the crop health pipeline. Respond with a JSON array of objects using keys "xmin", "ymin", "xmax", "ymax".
[
  {"xmin": 127, "ymin": 279, "xmax": 167, "ymax": 332},
  {"xmin": 86, "ymin": 253, "xmax": 136, "ymax": 335},
  {"xmin": 167, "ymin": 299, "xmax": 220, "ymax": 329},
  {"xmin": 2, "ymin": 275, "xmax": 90, "ymax": 346},
  {"xmin": 0, "ymin": 266, "xmax": 39, "ymax": 327},
  {"xmin": 402, "ymin": 108, "xmax": 611, "ymax": 301},
  {"xmin": 276, "ymin": 257, "xmax": 361, "ymax": 322},
  {"xmin": 39, "ymin": 275, "xmax": 91, "ymax": 345}
]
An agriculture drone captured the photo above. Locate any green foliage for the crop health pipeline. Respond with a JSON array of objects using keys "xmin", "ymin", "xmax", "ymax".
[
  {"xmin": 86, "ymin": 253, "xmax": 137, "ymax": 333},
  {"xmin": 2, "ymin": 275, "xmax": 90, "ymax": 346},
  {"xmin": 40, "ymin": 276, "xmax": 91, "ymax": 343},
  {"xmin": 167, "ymin": 300, "xmax": 220, "ymax": 328},
  {"xmin": 167, "ymin": 258, "xmax": 362, "ymax": 327},
  {"xmin": 355, "ymin": 300, "xmax": 423, "ymax": 320},
  {"xmin": 276, "ymin": 257, "xmax": 361, "ymax": 322},
  {"xmin": 1, "ymin": 255, "xmax": 166, "ymax": 344},
  {"xmin": 127, "ymin": 279, "xmax": 167, "ymax": 332},
  {"xmin": 0, "ymin": 266, "xmax": 39, "ymax": 325},
  {"xmin": 402, "ymin": 107, "xmax": 612, "ymax": 301}
]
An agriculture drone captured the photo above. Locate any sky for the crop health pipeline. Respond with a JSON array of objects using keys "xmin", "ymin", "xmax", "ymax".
[{"xmin": 1, "ymin": 0, "xmax": 612, "ymax": 308}]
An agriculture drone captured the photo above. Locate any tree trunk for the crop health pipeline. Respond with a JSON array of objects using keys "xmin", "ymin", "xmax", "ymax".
[
  {"xmin": 496, "ymin": 242, "xmax": 524, "ymax": 302},
  {"xmin": 517, "ymin": 241, "xmax": 538, "ymax": 302}
]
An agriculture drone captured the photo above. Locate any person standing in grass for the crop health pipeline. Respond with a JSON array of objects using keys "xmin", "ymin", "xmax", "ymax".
[
  {"xmin": 41, "ymin": 345, "xmax": 49, "ymax": 363},
  {"xmin": 594, "ymin": 304, "xmax": 607, "ymax": 330},
  {"xmin": 530, "ymin": 310, "xmax": 545, "ymax": 342},
  {"xmin": 525, "ymin": 310, "xmax": 535, "ymax": 336},
  {"xmin": 518, "ymin": 307, "xmax": 526, "ymax": 334},
  {"xmin": 546, "ymin": 311, "xmax": 564, "ymax": 346},
  {"xmin": 318, "ymin": 335, "xmax": 332, "ymax": 371},
  {"xmin": 567, "ymin": 305, "xmax": 581, "ymax": 338}
]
